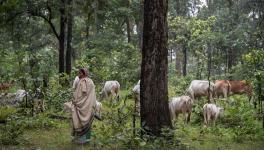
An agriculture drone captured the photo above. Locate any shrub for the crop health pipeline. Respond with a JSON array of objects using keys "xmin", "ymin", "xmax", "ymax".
[
  {"xmin": 0, "ymin": 120, "xmax": 24, "ymax": 145},
  {"xmin": 0, "ymin": 107, "xmax": 16, "ymax": 121}
]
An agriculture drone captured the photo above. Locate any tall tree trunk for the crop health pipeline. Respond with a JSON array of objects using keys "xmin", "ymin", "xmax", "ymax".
[
  {"xmin": 126, "ymin": 0, "xmax": 131, "ymax": 43},
  {"xmin": 93, "ymin": 0, "xmax": 99, "ymax": 34},
  {"xmin": 196, "ymin": 56, "xmax": 201, "ymax": 79},
  {"xmin": 66, "ymin": 0, "xmax": 73, "ymax": 75},
  {"xmin": 136, "ymin": 21, "xmax": 143, "ymax": 49},
  {"xmin": 175, "ymin": 46, "xmax": 182, "ymax": 75},
  {"xmin": 227, "ymin": 48, "xmax": 233, "ymax": 77},
  {"xmin": 59, "ymin": 0, "xmax": 66, "ymax": 74},
  {"xmin": 182, "ymin": 43, "xmax": 187, "ymax": 76},
  {"xmin": 136, "ymin": 0, "xmax": 144, "ymax": 50},
  {"xmin": 140, "ymin": 0, "xmax": 172, "ymax": 136},
  {"xmin": 207, "ymin": 43, "xmax": 212, "ymax": 103}
]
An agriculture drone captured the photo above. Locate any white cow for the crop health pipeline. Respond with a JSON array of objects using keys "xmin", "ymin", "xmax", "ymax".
[
  {"xmin": 15, "ymin": 89, "xmax": 27, "ymax": 104},
  {"xmin": 132, "ymin": 80, "xmax": 140, "ymax": 115},
  {"xmin": 100, "ymin": 81, "xmax": 120, "ymax": 101},
  {"xmin": 169, "ymin": 96, "xmax": 193, "ymax": 123},
  {"xmin": 203, "ymin": 103, "xmax": 223, "ymax": 126},
  {"xmin": 186, "ymin": 80, "xmax": 215, "ymax": 102},
  {"xmin": 95, "ymin": 101, "xmax": 102, "ymax": 118}
]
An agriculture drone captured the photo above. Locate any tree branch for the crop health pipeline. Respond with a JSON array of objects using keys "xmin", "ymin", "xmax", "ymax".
[{"xmin": 26, "ymin": 1, "xmax": 60, "ymax": 40}]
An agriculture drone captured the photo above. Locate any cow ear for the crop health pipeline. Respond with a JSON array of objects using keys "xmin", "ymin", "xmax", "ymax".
[{"xmin": 219, "ymin": 107, "xmax": 224, "ymax": 111}]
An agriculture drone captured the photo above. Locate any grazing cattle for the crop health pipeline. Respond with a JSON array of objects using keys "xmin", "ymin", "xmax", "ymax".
[
  {"xmin": 214, "ymin": 80, "xmax": 252, "ymax": 101},
  {"xmin": 0, "ymin": 89, "xmax": 26, "ymax": 106},
  {"xmin": 15, "ymin": 89, "xmax": 27, "ymax": 104},
  {"xmin": 0, "ymin": 81, "xmax": 14, "ymax": 93},
  {"xmin": 169, "ymin": 96, "xmax": 193, "ymax": 123},
  {"xmin": 214, "ymin": 80, "xmax": 231, "ymax": 99},
  {"xmin": 186, "ymin": 80, "xmax": 215, "ymax": 102},
  {"xmin": 95, "ymin": 101, "xmax": 102, "ymax": 119},
  {"xmin": 203, "ymin": 103, "xmax": 223, "ymax": 126},
  {"xmin": 100, "ymin": 81, "xmax": 120, "ymax": 101},
  {"xmin": 132, "ymin": 80, "xmax": 140, "ymax": 115},
  {"xmin": 228, "ymin": 80, "xmax": 253, "ymax": 101}
]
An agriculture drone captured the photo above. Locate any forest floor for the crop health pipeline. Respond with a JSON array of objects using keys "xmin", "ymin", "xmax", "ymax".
[
  {"xmin": 1, "ymin": 93, "xmax": 264, "ymax": 150},
  {"xmin": 1, "ymin": 119, "xmax": 263, "ymax": 150}
]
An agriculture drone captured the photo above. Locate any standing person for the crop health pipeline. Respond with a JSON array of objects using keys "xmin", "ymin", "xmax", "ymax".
[{"xmin": 64, "ymin": 68, "xmax": 96, "ymax": 144}]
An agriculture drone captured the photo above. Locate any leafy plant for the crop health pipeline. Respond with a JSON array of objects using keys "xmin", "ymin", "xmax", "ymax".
[
  {"xmin": 0, "ymin": 107, "xmax": 16, "ymax": 121},
  {"xmin": 0, "ymin": 120, "xmax": 24, "ymax": 145}
]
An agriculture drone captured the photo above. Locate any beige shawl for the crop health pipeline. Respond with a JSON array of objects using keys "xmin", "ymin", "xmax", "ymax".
[{"xmin": 64, "ymin": 77, "xmax": 96, "ymax": 135}]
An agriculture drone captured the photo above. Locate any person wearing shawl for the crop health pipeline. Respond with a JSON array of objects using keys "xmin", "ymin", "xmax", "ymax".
[{"xmin": 64, "ymin": 68, "xmax": 96, "ymax": 144}]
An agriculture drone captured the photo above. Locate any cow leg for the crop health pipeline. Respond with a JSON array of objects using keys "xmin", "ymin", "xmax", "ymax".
[
  {"xmin": 190, "ymin": 93, "xmax": 195, "ymax": 102},
  {"xmin": 222, "ymin": 89, "xmax": 226, "ymax": 99},
  {"xmin": 98, "ymin": 107, "xmax": 101, "ymax": 118},
  {"xmin": 186, "ymin": 112, "xmax": 191, "ymax": 123},
  {"xmin": 203, "ymin": 111, "xmax": 207, "ymax": 126},
  {"xmin": 183, "ymin": 112, "xmax": 187, "ymax": 123},
  {"xmin": 111, "ymin": 90, "xmax": 117, "ymax": 101},
  {"xmin": 207, "ymin": 113, "xmax": 212, "ymax": 126},
  {"xmin": 213, "ymin": 115, "xmax": 217, "ymax": 126},
  {"xmin": 111, "ymin": 92, "xmax": 115, "ymax": 101},
  {"xmin": 175, "ymin": 113, "xmax": 179, "ymax": 122}
]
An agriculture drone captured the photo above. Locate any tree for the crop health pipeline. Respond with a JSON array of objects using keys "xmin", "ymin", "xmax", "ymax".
[
  {"xmin": 59, "ymin": 0, "xmax": 66, "ymax": 74},
  {"xmin": 140, "ymin": 0, "xmax": 172, "ymax": 136},
  {"xmin": 66, "ymin": 0, "xmax": 73, "ymax": 75},
  {"xmin": 25, "ymin": 0, "xmax": 66, "ymax": 74}
]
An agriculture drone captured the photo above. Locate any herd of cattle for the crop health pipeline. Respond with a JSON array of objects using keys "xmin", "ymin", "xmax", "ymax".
[
  {"xmin": 94, "ymin": 79, "xmax": 252, "ymax": 126},
  {"xmin": 0, "ymin": 77, "xmax": 253, "ymax": 126}
]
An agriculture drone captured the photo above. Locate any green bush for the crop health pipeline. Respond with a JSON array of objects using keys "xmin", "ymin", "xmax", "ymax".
[
  {"xmin": 0, "ymin": 107, "xmax": 16, "ymax": 121},
  {"xmin": 0, "ymin": 120, "xmax": 24, "ymax": 145},
  {"xmin": 45, "ymin": 75, "xmax": 73, "ymax": 111}
]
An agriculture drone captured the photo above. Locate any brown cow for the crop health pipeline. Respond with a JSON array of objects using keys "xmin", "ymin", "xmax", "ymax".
[
  {"xmin": 214, "ymin": 80, "xmax": 252, "ymax": 101},
  {"xmin": 214, "ymin": 80, "xmax": 231, "ymax": 99},
  {"xmin": 229, "ymin": 80, "xmax": 252, "ymax": 101},
  {"xmin": 0, "ymin": 81, "xmax": 14, "ymax": 92}
]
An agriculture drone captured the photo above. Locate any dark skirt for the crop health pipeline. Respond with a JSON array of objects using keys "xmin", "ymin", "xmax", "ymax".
[
  {"xmin": 72, "ymin": 129, "xmax": 91, "ymax": 144},
  {"xmin": 72, "ymin": 115, "xmax": 94, "ymax": 144}
]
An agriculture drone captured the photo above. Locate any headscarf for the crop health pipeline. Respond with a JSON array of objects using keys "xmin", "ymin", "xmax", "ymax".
[{"xmin": 79, "ymin": 68, "xmax": 88, "ymax": 77}]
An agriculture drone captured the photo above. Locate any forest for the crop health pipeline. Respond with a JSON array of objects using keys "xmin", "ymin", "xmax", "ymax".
[{"xmin": 0, "ymin": 0, "xmax": 264, "ymax": 149}]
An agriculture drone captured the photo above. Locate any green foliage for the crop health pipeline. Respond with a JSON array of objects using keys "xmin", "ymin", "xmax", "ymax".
[
  {"xmin": 18, "ymin": 113, "xmax": 59, "ymax": 129},
  {"xmin": 77, "ymin": 36, "xmax": 141, "ymax": 88},
  {"xmin": 1, "ymin": 0, "xmax": 264, "ymax": 148},
  {"xmin": 0, "ymin": 107, "xmax": 16, "ymax": 121},
  {"xmin": 0, "ymin": 120, "xmax": 24, "ymax": 145},
  {"xmin": 45, "ymin": 75, "xmax": 73, "ymax": 111}
]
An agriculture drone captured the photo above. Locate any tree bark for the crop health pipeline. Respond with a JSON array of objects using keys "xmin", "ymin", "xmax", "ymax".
[
  {"xmin": 227, "ymin": 48, "xmax": 234, "ymax": 77},
  {"xmin": 59, "ymin": 0, "xmax": 66, "ymax": 74},
  {"xmin": 182, "ymin": 43, "xmax": 187, "ymax": 76},
  {"xmin": 175, "ymin": 46, "xmax": 182, "ymax": 75},
  {"xmin": 93, "ymin": 0, "xmax": 99, "ymax": 34},
  {"xmin": 140, "ymin": 0, "xmax": 172, "ymax": 136},
  {"xmin": 125, "ymin": 0, "xmax": 131, "ymax": 43},
  {"xmin": 66, "ymin": 0, "xmax": 73, "ymax": 75},
  {"xmin": 207, "ymin": 43, "xmax": 212, "ymax": 103},
  {"xmin": 126, "ymin": 18, "xmax": 131, "ymax": 43},
  {"xmin": 136, "ymin": 20, "xmax": 143, "ymax": 50},
  {"xmin": 136, "ymin": 0, "xmax": 144, "ymax": 50}
]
